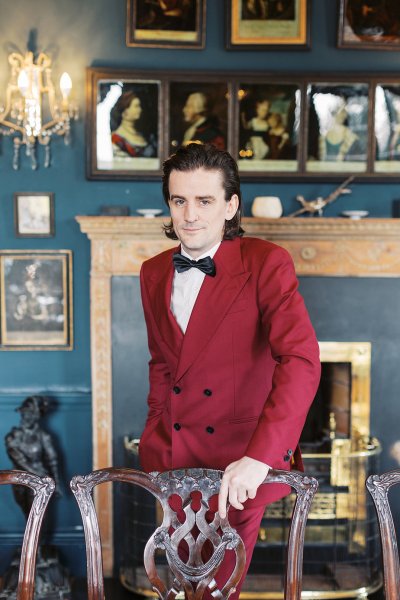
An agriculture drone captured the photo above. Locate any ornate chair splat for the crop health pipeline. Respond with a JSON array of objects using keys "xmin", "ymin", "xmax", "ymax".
[
  {"xmin": 0, "ymin": 470, "xmax": 55, "ymax": 600},
  {"xmin": 71, "ymin": 467, "xmax": 318, "ymax": 600},
  {"xmin": 70, "ymin": 468, "xmax": 244, "ymax": 600},
  {"xmin": 366, "ymin": 469, "xmax": 400, "ymax": 600}
]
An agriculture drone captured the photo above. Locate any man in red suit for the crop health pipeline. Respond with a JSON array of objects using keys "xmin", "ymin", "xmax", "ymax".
[{"xmin": 139, "ymin": 143, "xmax": 320, "ymax": 597}]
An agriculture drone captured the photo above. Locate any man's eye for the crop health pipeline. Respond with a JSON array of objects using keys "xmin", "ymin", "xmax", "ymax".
[
  {"xmin": 174, "ymin": 199, "xmax": 184, "ymax": 206},
  {"xmin": 199, "ymin": 200, "xmax": 210, "ymax": 206}
]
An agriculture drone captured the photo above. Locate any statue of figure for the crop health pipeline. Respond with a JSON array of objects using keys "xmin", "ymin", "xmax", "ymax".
[
  {"xmin": 2, "ymin": 396, "xmax": 70, "ymax": 600},
  {"xmin": 5, "ymin": 395, "xmax": 62, "ymax": 519}
]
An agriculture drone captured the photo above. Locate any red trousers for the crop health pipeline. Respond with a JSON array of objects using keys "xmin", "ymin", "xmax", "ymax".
[{"xmin": 212, "ymin": 505, "xmax": 266, "ymax": 600}]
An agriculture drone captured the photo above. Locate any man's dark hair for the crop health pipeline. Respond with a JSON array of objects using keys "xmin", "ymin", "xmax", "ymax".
[{"xmin": 162, "ymin": 143, "xmax": 244, "ymax": 240}]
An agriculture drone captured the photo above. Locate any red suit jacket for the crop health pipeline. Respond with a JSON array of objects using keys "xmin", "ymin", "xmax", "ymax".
[{"xmin": 139, "ymin": 236, "xmax": 321, "ymax": 506}]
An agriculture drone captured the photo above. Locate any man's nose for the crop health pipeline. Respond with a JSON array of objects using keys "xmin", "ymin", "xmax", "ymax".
[{"xmin": 184, "ymin": 203, "xmax": 198, "ymax": 222}]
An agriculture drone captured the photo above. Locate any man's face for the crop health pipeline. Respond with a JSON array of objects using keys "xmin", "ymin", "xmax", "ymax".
[
  {"xmin": 182, "ymin": 94, "xmax": 203, "ymax": 124},
  {"xmin": 168, "ymin": 168, "xmax": 239, "ymax": 259}
]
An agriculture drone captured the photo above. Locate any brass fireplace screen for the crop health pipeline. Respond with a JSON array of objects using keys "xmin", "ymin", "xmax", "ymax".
[{"xmin": 120, "ymin": 341, "xmax": 382, "ymax": 600}]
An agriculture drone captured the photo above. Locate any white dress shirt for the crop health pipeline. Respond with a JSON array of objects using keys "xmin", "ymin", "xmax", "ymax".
[{"xmin": 171, "ymin": 242, "xmax": 221, "ymax": 334}]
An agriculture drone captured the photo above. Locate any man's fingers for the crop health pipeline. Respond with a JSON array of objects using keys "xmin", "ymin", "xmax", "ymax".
[
  {"xmin": 247, "ymin": 487, "xmax": 257, "ymax": 500},
  {"xmin": 228, "ymin": 497, "xmax": 244, "ymax": 511},
  {"xmin": 237, "ymin": 487, "xmax": 248, "ymax": 504}
]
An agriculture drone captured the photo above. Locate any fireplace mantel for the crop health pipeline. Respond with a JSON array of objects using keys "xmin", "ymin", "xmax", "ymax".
[
  {"xmin": 77, "ymin": 216, "xmax": 400, "ymax": 277},
  {"xmin": 76, "ymin": 214, "xmax": 400, "ymax": 575}
]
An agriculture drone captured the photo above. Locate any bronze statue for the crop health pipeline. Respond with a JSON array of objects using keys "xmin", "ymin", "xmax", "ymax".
[
  {"xmin": 2, "ymin": 396, "xmax": 70, "ymax": 600},
  {"xmin": 5, "ymin": 396, "xmax": 61, "ymax": 518}
]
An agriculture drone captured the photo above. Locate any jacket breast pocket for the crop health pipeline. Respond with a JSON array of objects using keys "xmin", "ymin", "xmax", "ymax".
[
  {"xmin": 229, "ymin": 415, "xmax": 259, "ymax": 425},
  {"xmin": 225, "ymin": 300, "xmax": 248, "ymax": 315}
]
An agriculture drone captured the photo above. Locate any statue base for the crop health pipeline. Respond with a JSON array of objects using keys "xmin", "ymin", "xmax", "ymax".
[{"xmin": 0, "ymin": 545, "xmax": 71, "ymax": 600}]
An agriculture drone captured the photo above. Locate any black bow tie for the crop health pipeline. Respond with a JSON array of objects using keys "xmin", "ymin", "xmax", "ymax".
[{"xmin": 173, "ymin": 253, "xmax": 216, "ymax": 277}]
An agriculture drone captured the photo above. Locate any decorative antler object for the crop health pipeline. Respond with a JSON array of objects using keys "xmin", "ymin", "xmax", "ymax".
[{"xmin": 288, "ymin": 175, "xmax": 354, "ymax": 217}]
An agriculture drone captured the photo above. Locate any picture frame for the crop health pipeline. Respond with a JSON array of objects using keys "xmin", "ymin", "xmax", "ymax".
[
  {"xmin": 226, "ymin": 0, "xmax": 311, "ymax": 50},
  {"xmin": 87, "ymin": 67, "xmax": 400, "ymax": 181},
  {"xmin": 305, "ymin": 81, "xmax": 370, "ymax": 175},
  {"xmin": 87, "ymin": 68, "xmax": 163, "ymax": 180},
  {"xmin": 236, "ymin": 80, "xmax": 301, "ymax": 175},
  {"xmin": 126, "ymin": 0, "xmax": 206, "ymax": 48},
  {"xmin": 14, "ymin": 192, "xmax": 55, "ymax": 238},
  {"xmin": 0, "ymin": 250, "xmax": 73, "ymax": 350},
  {"xmin": 338, "ymin": 0, "xmax": 400, "ymax": 50},
  {"xmin": 168, "ymin": 77, "xmax": 231, "ymax": 156},
  {"xmin": 374, "ymin": 83, "xmax": 400, "ymax": 172}
]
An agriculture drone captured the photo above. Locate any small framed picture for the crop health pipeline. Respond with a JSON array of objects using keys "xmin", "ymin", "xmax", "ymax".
[
  {"xmin": 305, "ymin": 81, "xmax": 370, "ymax": 175},
  {"xmin": 87, "ymin": 68, "xmax": 163, "ymax": 180},
  {"xmin": 226, "ymin": 0, "xmax": 311, "ymax": 50},
  {"xmin": 168, "ymin": 79, "xmax": 230, "ymax": 155},
  {"xmin": 126, "ymin": 0, "xmax": 206, "ymax": 49},
  {"xmin": 338, "ymin": 0, "xmax": 400, "ymax": 50},
  {"xmin": 236, "ymin": 81, "xmax": 301, "ymax": 175},
  {"xmin": 374, "ymin": 83, "xmax": 400, "ymax": 173},
  {"xmin": 14, "ymin": 192, "xmax": 55, "ymax": 238},
  {"xmin": 0, "ymin": 250, "xmax": 73, "ymax": 350}
]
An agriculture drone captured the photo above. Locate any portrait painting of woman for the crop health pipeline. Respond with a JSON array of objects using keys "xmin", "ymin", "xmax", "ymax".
[
  {"xmin": 306, "ymin": 83, "xmax": 369, "ymax": 173},
  {"xmin": 95, "ymin": 80, "xmax": 160, "ymax": 174},
  {"xmin": 110, "ymin": 91, "xmax": 157, "ymax": 158},
  {"xmin": 238, "ymin": 82, "xmax": 299, "ymax": 172},
  {"xmin": 374, "ymin": 84, "xmax": 400, "ymax": 172}
]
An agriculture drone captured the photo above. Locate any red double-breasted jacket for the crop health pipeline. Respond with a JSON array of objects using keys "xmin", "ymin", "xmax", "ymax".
[{"xmin": 139, "ymin": 236, "xmax": 321, "ymax": 506}]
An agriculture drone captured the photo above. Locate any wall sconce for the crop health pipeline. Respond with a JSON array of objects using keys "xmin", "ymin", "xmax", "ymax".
[{"xmin": 0, "ymin": 50, "xmax": 78, "ymax": 170}]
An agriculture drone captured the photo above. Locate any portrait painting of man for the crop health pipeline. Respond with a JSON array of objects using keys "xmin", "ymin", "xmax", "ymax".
[{"xmin": 169, "ymin": 81, "xmax": 228, "ymax": 153}]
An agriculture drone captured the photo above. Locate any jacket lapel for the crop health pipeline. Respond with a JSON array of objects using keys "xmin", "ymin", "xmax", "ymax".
[
  {"xmin": 175, "ymin": 238, "xmax": 250, "ymax": 382},
  {"xmin": 145, "ymin": 246, "xmax": 183, "ymax": 360}
]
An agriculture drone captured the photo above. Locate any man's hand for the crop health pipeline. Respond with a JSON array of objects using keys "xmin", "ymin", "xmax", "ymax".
[{"xmin": 218, "ymin": 456, "xmax": 270, "ymax": 519}]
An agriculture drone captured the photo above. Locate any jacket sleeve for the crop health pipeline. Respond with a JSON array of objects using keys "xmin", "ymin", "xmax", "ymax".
[
  {"xmin": 140, "ymin": 264, "xmax": 171, "ymax": 426},
  {"xmin": 245, "ymin": 246, "xmax": 321, "ymax": 467}
]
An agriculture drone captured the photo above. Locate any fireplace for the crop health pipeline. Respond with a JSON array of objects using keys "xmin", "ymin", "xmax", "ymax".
[
  {"xmin": 77, "ymin": 216, "xmax": 400, "ymax": 593},
  {"xmin": 119, "ymin": 341, "xmax": 381, "ymax": 599}
]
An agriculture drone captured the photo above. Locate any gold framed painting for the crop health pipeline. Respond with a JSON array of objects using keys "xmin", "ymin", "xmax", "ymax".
[
  {"xmin": 126, "ymin": 0, "xmax": 206, "ymax": 48},
  {"xmin": 226, "ymin": 0, "xmax": 311, "ymax": 50},
  {"xmin": 0, "ymin": 250, "xmax": 73, "ymax": 350}
]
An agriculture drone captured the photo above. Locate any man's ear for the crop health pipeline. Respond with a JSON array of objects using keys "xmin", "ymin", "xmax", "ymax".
[{"xmin": 226, "ymin": 194, "xmax": 239, "ymax": 221}]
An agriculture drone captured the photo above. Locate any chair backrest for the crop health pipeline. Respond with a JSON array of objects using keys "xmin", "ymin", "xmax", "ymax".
[
  {"xmin": 366, "ymin": 469, "xmax": 400, "ymax": 600},
  {"xmin": 71, "ymin": 467, "xmax": 318, "ymax": 600},
  {"xmin": 0, "ymin": 469, "xmax": 55, "ymax": 600}
]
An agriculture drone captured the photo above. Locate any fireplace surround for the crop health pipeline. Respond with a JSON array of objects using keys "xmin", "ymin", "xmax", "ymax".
[{"xmin": 77, "ymin": 215, "xmax": 400, "ymax": 593}]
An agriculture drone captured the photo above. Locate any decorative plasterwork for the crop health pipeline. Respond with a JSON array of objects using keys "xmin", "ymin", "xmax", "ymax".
[
  {"xmin": 78, "ymin": 216, "xmax": 400, "ymax": 277},
  {"xmin": 76, "ymin": 214, "xmax": 400, "ymax": 575}
]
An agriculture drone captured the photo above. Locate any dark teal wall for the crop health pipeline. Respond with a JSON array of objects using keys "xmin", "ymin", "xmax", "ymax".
[{"xmin": 0, "ymin": 0, "xmax": 399, "ymax": 577}]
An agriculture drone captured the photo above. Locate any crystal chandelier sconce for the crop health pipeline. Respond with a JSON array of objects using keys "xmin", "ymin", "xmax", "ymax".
[{"xmin": 0, "ymin": 51, "xmax": 78, "ymax": 169}]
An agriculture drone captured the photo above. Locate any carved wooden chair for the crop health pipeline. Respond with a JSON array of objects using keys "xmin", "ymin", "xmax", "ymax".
[
  {"xmin": 366, "ymin": 469, "xmax": 400, "ymax": 600},
  {"xmin": 70, "ymin": 467, "xmax": 318, "ymax": 600},
  {"xmin": 0, "ymin": 470, "xmax": 55, "ymax": 600}
]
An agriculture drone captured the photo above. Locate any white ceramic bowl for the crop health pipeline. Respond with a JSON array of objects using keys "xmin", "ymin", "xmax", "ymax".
[
  {"xmin": 137, "ymin": 209, "xmax": 163, "ymax": 218},
  {"xmin": 341, "ymin": 210, "xmax": 369, "ymax": 220}
]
